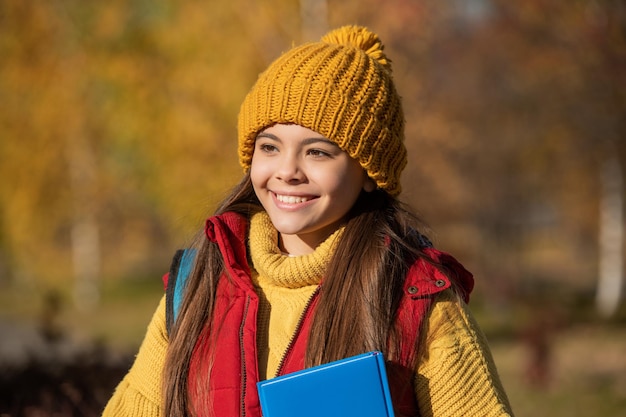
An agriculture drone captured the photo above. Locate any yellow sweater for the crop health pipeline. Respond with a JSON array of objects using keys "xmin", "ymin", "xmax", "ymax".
[
  {"xmin": 103, "ymin": 213, "xmax": 513, "ymax": 416},
  {"xmin": 248, "ymin": 211, "xmax": 342, "ymax": 379}
]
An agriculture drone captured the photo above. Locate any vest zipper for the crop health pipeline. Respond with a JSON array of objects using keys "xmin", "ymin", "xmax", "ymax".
[
  {"xmin": 275, "ymin": 286, "xmax": 320, "ymax": 377},
  {"xmin": 240, "ymin": 295, "xmax": 251, "ymax": 417}
]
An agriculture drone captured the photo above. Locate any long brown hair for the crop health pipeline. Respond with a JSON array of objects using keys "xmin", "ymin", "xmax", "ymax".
[{"xmin": 162, "ymin": 174, "xmax": 434, "ymax": 416}]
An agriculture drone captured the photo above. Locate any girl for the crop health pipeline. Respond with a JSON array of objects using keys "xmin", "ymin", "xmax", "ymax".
[{"xmin": 103, "ymin": 25, "xmax": 514, "ymax": 417}]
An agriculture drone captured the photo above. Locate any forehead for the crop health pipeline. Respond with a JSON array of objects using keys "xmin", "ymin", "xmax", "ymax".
[
  {"xmin": 257, "ymin": 124, "xmax": 338, "ymax": 146},
  {"xmin": 258, "ymin": 123, "xmax": 321, "ymax": 136}
]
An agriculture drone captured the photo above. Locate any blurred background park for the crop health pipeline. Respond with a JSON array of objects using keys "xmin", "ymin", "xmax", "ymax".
[{"xmin": 0, "ymin": 0, "xmax": 625, "ymax": 415}]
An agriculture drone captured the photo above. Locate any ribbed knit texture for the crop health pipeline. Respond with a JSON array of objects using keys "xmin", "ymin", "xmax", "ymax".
[
  {"xmin": 416, "ymin": 290, "xmax": 514, "ymax": 416},
  {"xmin": 238, "ymin": 25, "xmax": 407, "ymax": 196},
  {"xmin": 248, "ymin": 211, "xmax": 342, "ymax": 379}
]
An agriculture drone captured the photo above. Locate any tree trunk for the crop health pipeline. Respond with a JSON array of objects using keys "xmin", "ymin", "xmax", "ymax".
[
  {"xmin": 67, "ymin": 137, "xmax": 101, "ymax": 311},
  {"xmin": 596, "ymin": 155, "xmax": 624, "ymax": 318}
]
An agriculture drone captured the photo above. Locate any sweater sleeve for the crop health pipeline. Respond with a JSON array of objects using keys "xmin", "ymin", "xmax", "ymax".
[
  {"xmin": 415, "ymin": 290, "xmax": 514, "ymax": 417},
  {"xmin": 102, "ymin": 295, "xmax": 168, "ymax": 417}
]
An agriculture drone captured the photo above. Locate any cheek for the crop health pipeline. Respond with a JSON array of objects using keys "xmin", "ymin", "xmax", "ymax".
[
  {"xmin": 249, "ymin": 166, "xmax": 267, "ymax": 205},
  {"xmin": 249, "ymin": 170, "xmax": 266, "ymax": 203},
  {"xmin": 325, "ymin": 165, "xmax": 365, "ymax": 198},
  {"xmin": 342, "ymin": 161, "xmax": 367, "ymax": 191},
  {"xmin": 249, "ymin": 159, "xmax": 267, "ymax": 186}
]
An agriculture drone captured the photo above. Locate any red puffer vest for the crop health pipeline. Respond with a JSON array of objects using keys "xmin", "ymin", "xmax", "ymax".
[{"xmin": 163, "ymin": 212, "xmax": 474, "ymax": 417}]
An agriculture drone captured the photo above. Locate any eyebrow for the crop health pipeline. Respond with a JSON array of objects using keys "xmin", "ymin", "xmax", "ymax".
[{"xmin": 256, "ymin": 132, "xmax": 339, "ymax": 148}]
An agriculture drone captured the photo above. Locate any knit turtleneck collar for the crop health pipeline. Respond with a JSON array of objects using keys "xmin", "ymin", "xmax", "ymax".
[{"xmin": 248, "ymin": 211, "xmax": 343, "ymax": 289}]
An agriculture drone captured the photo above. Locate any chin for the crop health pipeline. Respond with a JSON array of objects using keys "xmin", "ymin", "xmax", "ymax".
[{"xmin": 272, "ymin": 224, "xmax": 307, "ymax": 236}]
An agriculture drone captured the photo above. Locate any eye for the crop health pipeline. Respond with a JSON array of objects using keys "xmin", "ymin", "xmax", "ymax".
[
  {"xmin": 257, "ymin": 142, "xmax": 278, "ymax": 153},
  {"xmin": 307, "ymin": 148, "xmax": 332, "ymax": 158}
]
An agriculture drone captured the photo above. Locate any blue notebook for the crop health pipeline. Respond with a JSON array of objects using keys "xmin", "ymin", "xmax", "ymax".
[{"xmin": 256, "ymin": 351, "xmax": 395, "ymax": 417}]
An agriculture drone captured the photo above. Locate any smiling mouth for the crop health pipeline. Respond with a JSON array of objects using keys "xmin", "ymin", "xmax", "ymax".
[{"xmin": 274, "ymin": 193, "xmax": 314, "ymax": 204}]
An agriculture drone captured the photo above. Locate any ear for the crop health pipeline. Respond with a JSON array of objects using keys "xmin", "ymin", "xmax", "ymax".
[{"xmin": 363, "ymin": 177, "xmax": 377, "ymax": 192}]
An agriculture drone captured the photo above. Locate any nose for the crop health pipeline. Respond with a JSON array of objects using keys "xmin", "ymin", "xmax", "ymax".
[{"xmin": 275, "ymin": 154, "xmax": 305, "ymax": 184}]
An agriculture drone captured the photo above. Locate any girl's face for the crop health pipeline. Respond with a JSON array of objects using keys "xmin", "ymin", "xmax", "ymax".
[{"xmin": 250, "ymin": 124, "xmax": 371, "ymax": 256}]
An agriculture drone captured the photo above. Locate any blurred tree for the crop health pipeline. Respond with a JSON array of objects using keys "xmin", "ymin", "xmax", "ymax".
[
  {"xmin": 0, "ymin": 0, "xmax": 623, "ymax": 317},
  {"xmin": 0, "ymin": 0, "xmax": 308, "ymax": 307},
  {"xmin": 329, "ymin": 0, "xmax": 625, "ymax": 313}
]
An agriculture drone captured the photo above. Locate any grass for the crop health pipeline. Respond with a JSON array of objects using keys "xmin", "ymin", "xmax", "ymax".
[
  {"xmin": 0, "ymin": 277, "xmax": 164, "ymax": 353},
  {"xmin": 68, "ymin": 280, "xmax": 164, "ymax": 352},
  {"xmin": 490, "ymin": 324, "xmax": 626, "ymax": 416}
]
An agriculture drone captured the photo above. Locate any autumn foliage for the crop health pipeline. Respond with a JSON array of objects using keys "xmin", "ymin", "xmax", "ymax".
[{"xmin": 0, "ymin": 0, "xmax": 624, "ymax": 309}]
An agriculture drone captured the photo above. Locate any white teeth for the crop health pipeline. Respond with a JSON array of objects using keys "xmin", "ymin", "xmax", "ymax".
[{"xmin": 276, "ymin": 194, "xmax": 310, "ymax": 204}]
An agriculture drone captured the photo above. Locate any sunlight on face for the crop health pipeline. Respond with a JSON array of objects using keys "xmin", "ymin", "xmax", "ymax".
[{"xmin": 250, "ymin": 124, "xmax": 368, "ymax": 255}]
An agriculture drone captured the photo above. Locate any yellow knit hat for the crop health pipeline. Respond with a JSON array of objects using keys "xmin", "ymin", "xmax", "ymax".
[{"xmin": 237, "ymin": 25, "xmax": 406, "ymax": 196}]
